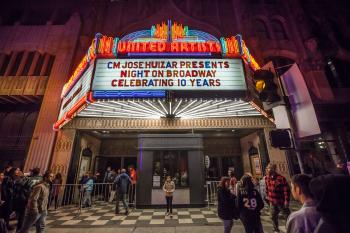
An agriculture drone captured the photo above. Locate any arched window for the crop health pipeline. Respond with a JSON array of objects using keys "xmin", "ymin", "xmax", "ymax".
[
  {"xmin": 271, "ymin": 20, "xmax": 288, "ymax": 40},
  {"xmin": 254, "ymin": 20, "xmax": 270, "ymax": 39}
]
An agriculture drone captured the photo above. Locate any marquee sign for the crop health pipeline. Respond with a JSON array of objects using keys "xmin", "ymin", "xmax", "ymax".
[
  {"xmin": 92, "ymin": 58, "xmax": 246, "ymax": 91},
  {"xmin": 61, "ymin": 21, "xmax": 260, "ymax": 98},
  {"xmin": 57, "ymin": 65, "xmax": 94, "ymax": 121},
  {"xmin": 54, "ymin": 20, "xmax": 263, "ymax": 130}
]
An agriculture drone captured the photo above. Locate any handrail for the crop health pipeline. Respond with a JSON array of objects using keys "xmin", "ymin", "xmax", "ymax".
[{"xmin": 48, "ymin": 182, "xmax": 136, "ymax": 217}]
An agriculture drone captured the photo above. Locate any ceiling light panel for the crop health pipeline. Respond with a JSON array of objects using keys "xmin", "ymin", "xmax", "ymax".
[{"xmin": 77, "ymin": 98, "xmax": 262, "ymax": 119}]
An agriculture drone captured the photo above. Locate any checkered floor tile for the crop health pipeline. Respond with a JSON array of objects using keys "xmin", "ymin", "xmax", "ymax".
[{"xmin": 44, "ymin": 200, "xmax": 300, "ymax": 232}]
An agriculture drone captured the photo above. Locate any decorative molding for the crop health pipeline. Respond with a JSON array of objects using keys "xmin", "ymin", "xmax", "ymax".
[
  {"xmin": 64, "ymin": 117, "xmax": 274, "ymax": 130},
  {"xmin": 54, "ymin": 139, "xmax": 73, "ymax": 152}
]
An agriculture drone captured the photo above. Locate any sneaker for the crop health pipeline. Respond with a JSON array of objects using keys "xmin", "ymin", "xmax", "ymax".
[
  {"xmin": 165, "ymin": 212, "xmax": 169, "ymax": 216},
  {"xmin": 125, "ymin": 210, "xmax": 129, "ymax": 215},
  {"xmin": 170, "ymin": 214, "xmax": 173, "ymax": 218}
]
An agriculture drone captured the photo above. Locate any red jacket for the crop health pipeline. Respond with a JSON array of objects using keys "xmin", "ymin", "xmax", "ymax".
[
  {"xmin": 265, "ymin": 173, "xmax": 290, "ymax": 206},
  {"xmin": 130, "ymin": 169, "xmax": 137, "ymax": 184}
]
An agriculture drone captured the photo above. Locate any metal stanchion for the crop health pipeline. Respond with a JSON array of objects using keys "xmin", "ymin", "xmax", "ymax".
[{"xmin": 206, "ymin": 181, "xmax": 210, "ymax": 209}]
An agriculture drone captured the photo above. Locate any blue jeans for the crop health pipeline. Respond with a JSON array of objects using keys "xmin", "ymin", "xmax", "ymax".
[
  {"xmin": 83, "ymin": 190, "xmax": 92, "ymax": 207},
  {"xmin": 115, "ymin": 193, "xmax": 128, "ymax": 213},
  {"xmin": 223, "ymin": 219, "xmax": 234, "ymax": 233},
  {"xmin": 17, "ymin": 210, "xmax": 47, "ymax": 233}
]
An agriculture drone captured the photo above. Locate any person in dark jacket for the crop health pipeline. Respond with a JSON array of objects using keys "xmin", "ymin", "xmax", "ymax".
[
  {"xmin": 2, "ymin": 167, "xmax": 17, "ymax": 231},
  {"xmin": 114, "ymin": 169, "xmax": 132, "ymax": 215},
  {"xmin": 310, "ymin": 174, "xmax": 350, "ymax": 233},
  {"xmin": 217, "ymin": 176, "xmax": 238, "ymax": 233},
  {"xmin": 49, "ymin": 173, "xmax": 62, "ymax": 210},
  {"xmin": 237, "ymin": 174, "xmax": 264, "ymax": 233},
  {"xmin": 17, "ymin": 171, "xmax": 54, "ymax": 233},
  {"xmin": 0, "ymin": 171, "xmax": 7, "ymax": 233},
  {"xmin": 13, "ymin": 170, "xmax": 33, "ymax": 231}
]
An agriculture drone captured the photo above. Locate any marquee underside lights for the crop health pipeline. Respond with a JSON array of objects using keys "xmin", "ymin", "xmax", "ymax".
[{"xmin": 77, "ymin": 99, "xmax": 262, "ymax": 119}]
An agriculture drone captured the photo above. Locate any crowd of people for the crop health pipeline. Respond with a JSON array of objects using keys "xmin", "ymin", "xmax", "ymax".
[
  {"xmin": 1, "ymin": 162, "xmax": 349, "ymax": 233},
  {"xmin": 78, "ymin": 166, "xmax": 137, "ymax": 216},
  {"xmin": 217, "ymin": 163, "xmax": 350, "ymax": 233},
  {"xmin": 0, "ymin": 165, "xmax": 61, "ymax": 233},
  {"xmin": 0, "ymin": 165, "xmax": 137, "ymax": 232}
]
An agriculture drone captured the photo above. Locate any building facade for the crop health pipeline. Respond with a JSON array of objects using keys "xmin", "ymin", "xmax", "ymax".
[{"xmin": 1, "ymin": 0, "xmax": 349, "ymax": 192}]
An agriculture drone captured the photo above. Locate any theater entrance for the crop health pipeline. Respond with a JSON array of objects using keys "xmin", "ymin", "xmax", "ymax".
[{"xmin": 137, "ymin": 134, "xmax": 204, "ymax": 207}]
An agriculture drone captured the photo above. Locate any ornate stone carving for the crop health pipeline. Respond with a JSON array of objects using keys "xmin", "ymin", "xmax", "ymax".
[
  {"xmin": 54, "ymin": 138, "xmax": 73, "ymax": 152},
  {"xmin": 64, "ymin": 117, "xmax": 274, "ymax": 130}
]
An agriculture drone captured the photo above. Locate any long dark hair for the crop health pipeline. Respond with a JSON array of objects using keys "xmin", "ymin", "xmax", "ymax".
[
  {"xmin": 219, "ymin": 176, "xmax": 230, "ymax": 189},
  {"xmin": 241, "ymin": 174, "xmax": 255, "ymax": 192}
]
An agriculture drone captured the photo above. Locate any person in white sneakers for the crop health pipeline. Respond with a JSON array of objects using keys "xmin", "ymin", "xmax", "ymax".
[{"xmin": 163, "ymin": 176, "xmax": 175, "ymax": 217}]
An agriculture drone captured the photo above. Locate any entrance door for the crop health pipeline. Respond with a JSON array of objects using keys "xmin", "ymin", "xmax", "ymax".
[
  {"xmin": 137, "ymin": 134, "xmax": 204, "ymax": 207},
  {"xmin": 153, "ymin": 150, "xmax": 188, "ymax": 187},
  {"xmin": 151, "ymin": 150, "xmax": 189, "ymax": 205}
]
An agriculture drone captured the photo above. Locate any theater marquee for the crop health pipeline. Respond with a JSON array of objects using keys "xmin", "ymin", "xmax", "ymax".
[
  {"xmin": 54, "ymin": 20, "xmax": 267, "ymax": 130},
  {"xmin": 92, "ymin": 58, "xmax": 246, "ymax": 91}
]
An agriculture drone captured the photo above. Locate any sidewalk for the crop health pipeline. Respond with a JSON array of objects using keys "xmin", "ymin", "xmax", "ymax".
[
  {"xmin": 17, "ymin": 200, "xmax": 299, "ymax": 233},
  {"xmin": 32, "ymin": 225, "xmax": 250, "ymax": 233}
]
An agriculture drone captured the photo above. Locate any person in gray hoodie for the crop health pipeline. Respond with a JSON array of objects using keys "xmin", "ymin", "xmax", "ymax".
[{"xmin": 114, "ymin": 169, "xmax": 132, "ymax": 215}]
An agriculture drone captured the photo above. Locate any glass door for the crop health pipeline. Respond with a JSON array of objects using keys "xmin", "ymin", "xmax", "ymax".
[{"xmin": 152, "ymin": 150, "xmax": 188, "ymax": 188}]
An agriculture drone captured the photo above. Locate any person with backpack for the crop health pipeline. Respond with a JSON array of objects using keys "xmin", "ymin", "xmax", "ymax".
[
  {"xmin": 13, "ymin": 170, "xmax": 33, "ymax": 231},
  {"xmin": 114, "ymin": 169, "xmax": 132, "ymax": 215},
  {"xmin": 17, "ymin": 171, "xmax": 54, "ymax": 233},
  {"xmin": 217, "ymin": 176, "xmax": 238, "ymax": 233},
  {"xmin": 28, "ymin": 168, "xmax": 42, "ymax": 187},
  {"xmin": 237, "ymin": 174, "xmax": 264, "ymax": 233},
  {"xmin": 82, "ymin": 172, "xmax": 94, "ymax": 208}
]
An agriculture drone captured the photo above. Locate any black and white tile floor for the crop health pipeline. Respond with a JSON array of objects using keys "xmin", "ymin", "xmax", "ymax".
[{"xmin": 44, "ymin": 201, "xmax": 300, "ymax": 232}]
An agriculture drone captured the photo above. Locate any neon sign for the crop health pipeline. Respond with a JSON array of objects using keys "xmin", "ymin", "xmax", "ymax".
[
  {"xmin": 117, "ymin": 41, "xmax": 221, "ymax": 54},
  {"xmin": 61, "ymin": 21, "xmax": 261, "ymax": 98},
  {"xmin": 55, "ymin": 20, "xmax": 263, "ymax": 130},
  {"xmin": 92, "ymin": 58, "xmax": 246, "ymax": 91}
]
